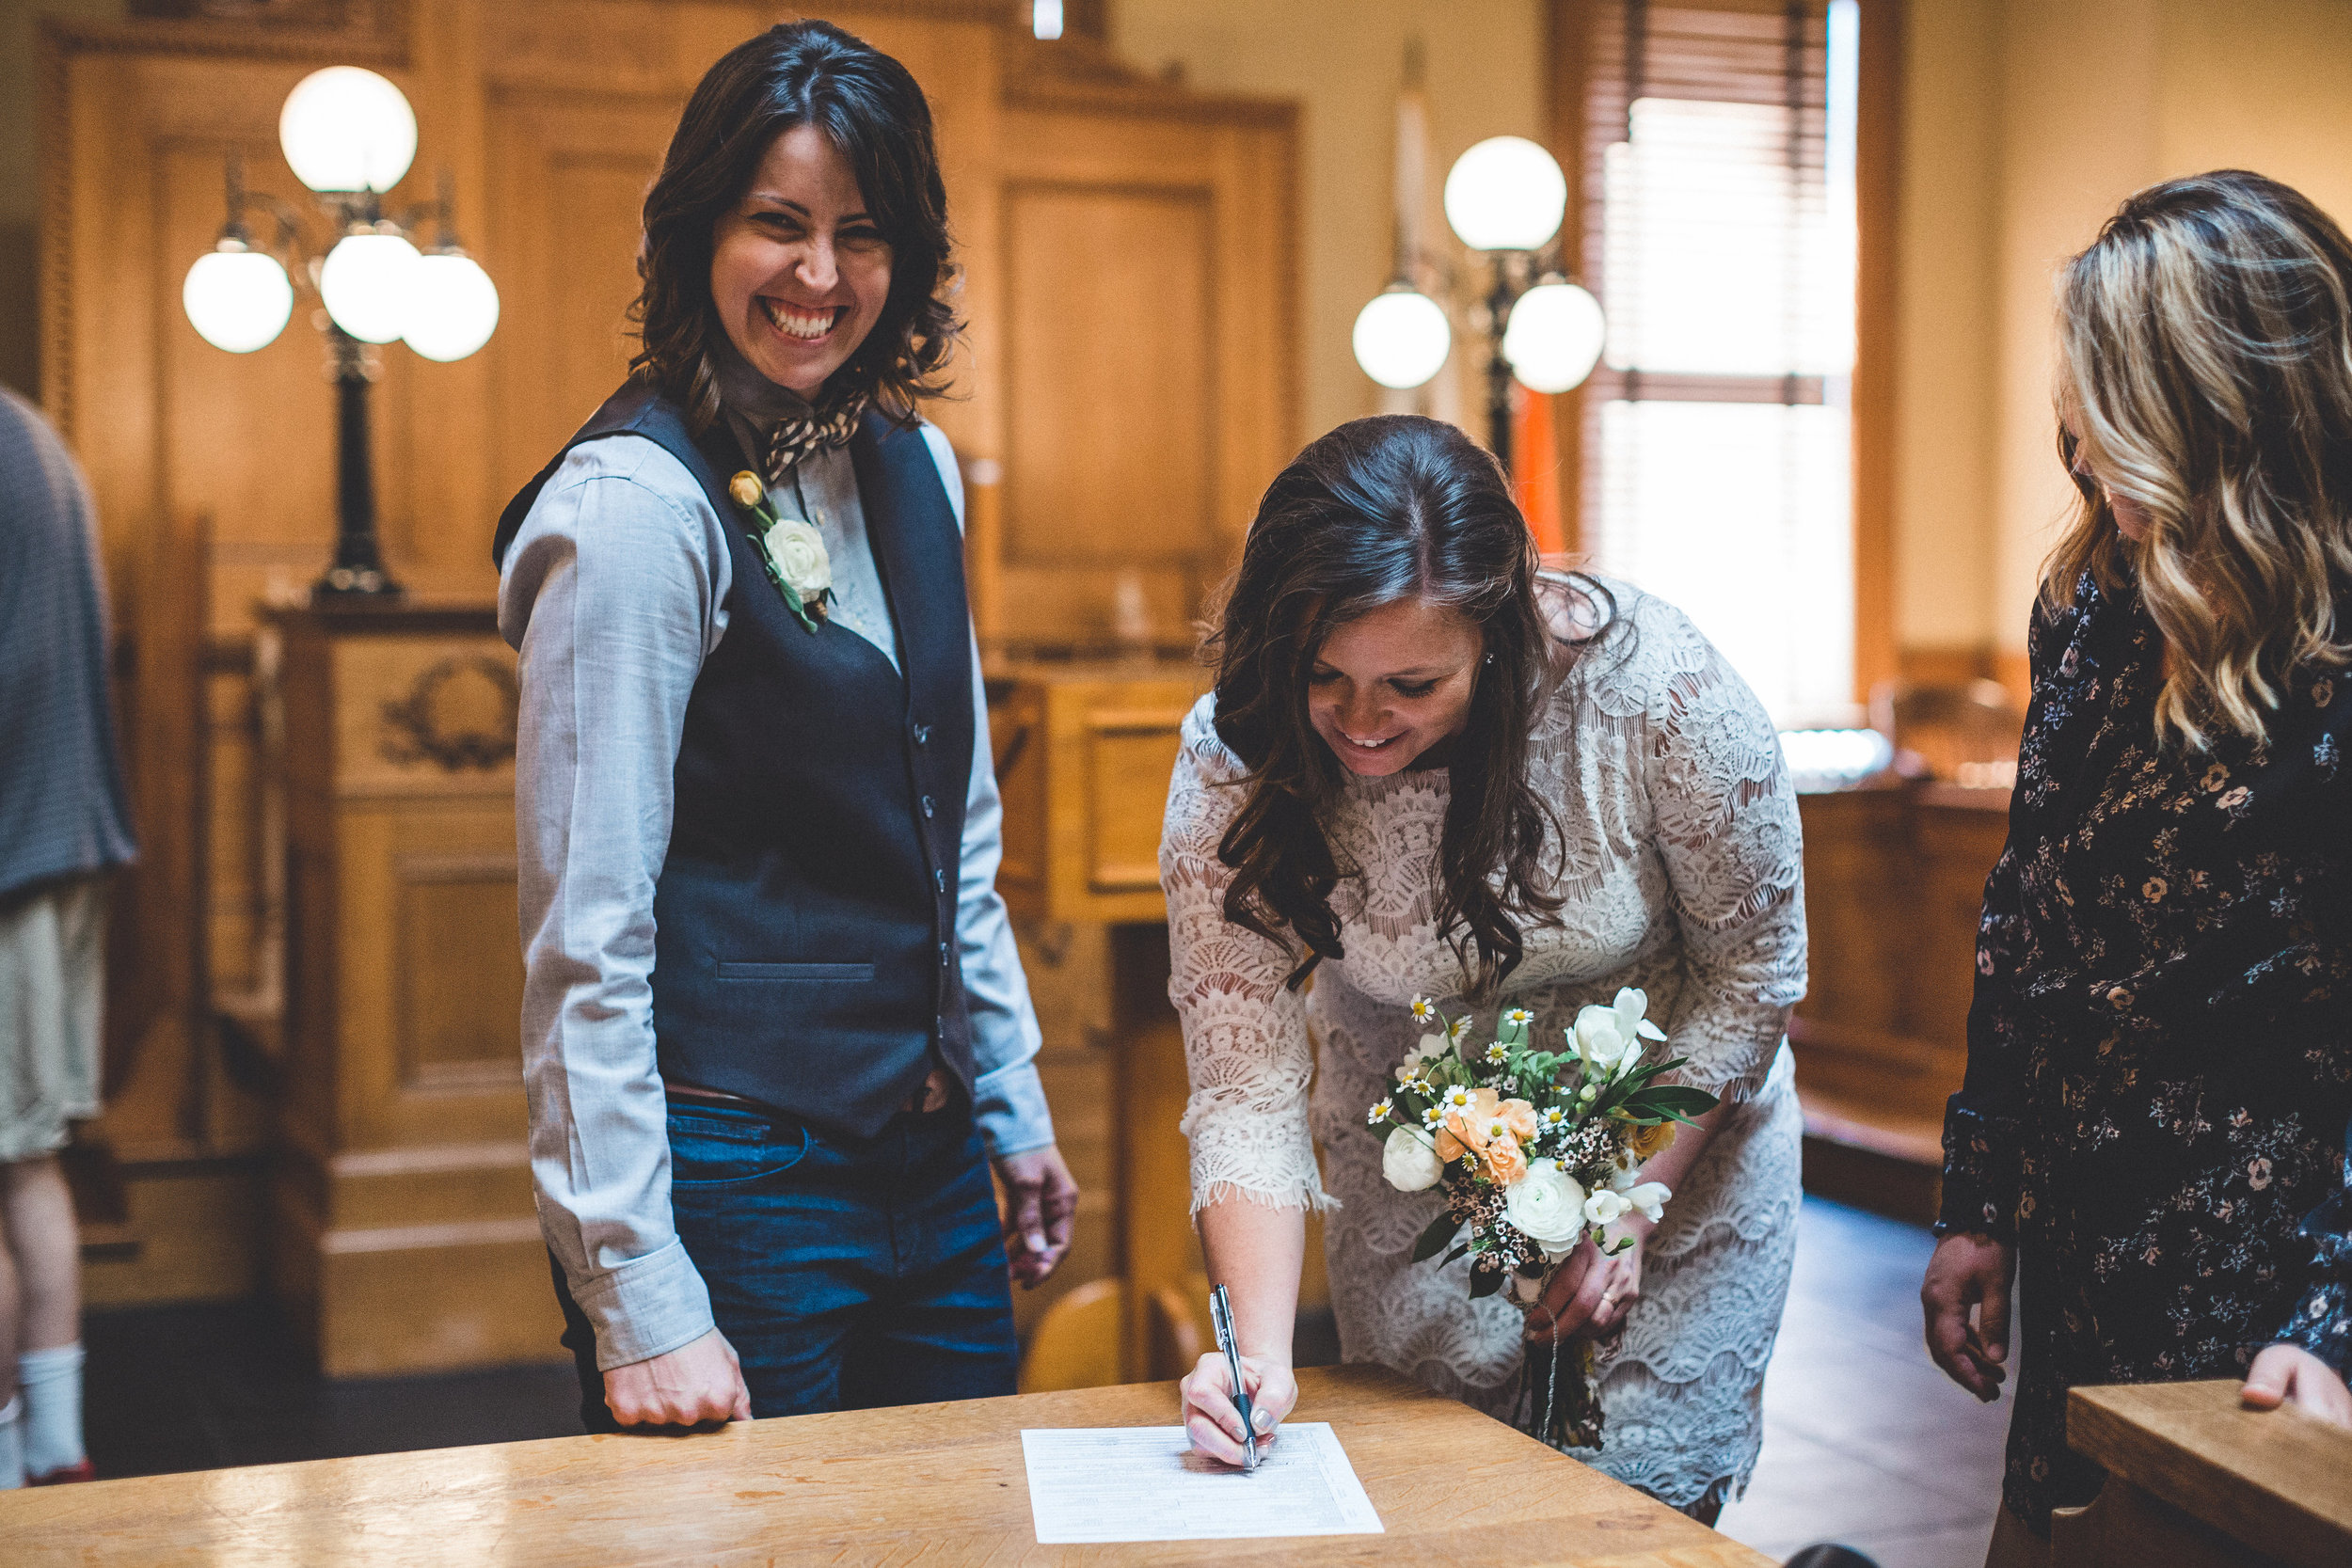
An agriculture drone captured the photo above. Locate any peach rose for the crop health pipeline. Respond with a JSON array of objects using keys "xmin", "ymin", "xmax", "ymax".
[
  {"xmin": 1434, "ymin": 1127, "xmax": 1467, "ymax": 1163},
  {"xmin": 1442, "ymin": 1105, "xmax": 1491, "ymax": 1157},
  {"xmin": 1499, "ymin": 1098, "xmax": 1538, "ymax": 1141},
  {"xmin": 1485, "ymin": 1135, "xmax": 1529, "ymax": 1186}
]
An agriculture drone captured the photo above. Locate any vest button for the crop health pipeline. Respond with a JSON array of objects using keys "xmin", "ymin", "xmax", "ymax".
[
  {"xmin": 913, "ymin": 723, "xmax": 931, "ymax": 746},
  {"xmin": 935, "ymin": 867, "xmax": 947, "ymax": 893},
  {"xmin": 921, "ymin": 795, "xmax": 935, "ymax": 818},
  {"xmin": 939, "ymin": 940, "xmax": 951, "ymax": 966}
]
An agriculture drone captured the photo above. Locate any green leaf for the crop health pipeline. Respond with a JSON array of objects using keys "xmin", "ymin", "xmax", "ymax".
[
  {"xmin": 1632, "ymin": 1085, "xmax": 1720, "ymax": 1118},
  {"xmin": 1410, "ymin": 1211, "xmax": 1461, "ymax": 1262},
  {"xmin": 1440, "ymin": 1243, "xmax": 1470, "ymax": 1267},
  {"xmin": 1468, "ymin": 1265, "xmax": 1503, "ymax": 1300}
]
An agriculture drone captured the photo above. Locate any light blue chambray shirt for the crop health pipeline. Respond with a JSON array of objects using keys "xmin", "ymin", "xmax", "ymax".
[{"xmin": 499, "ymin": 420, "xmax": 1053, "ymax": 1371}]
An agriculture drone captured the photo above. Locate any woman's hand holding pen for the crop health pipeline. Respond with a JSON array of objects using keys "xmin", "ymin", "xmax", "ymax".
[{"xmin": 1180, "ymin": 1351, "xmax": 1295, "ymax": 1466}]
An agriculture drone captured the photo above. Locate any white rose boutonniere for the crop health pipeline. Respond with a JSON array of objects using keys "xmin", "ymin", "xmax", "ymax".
[{"xmin": 727, "ymin": 469, "xmax": 834, "ymax": 633}]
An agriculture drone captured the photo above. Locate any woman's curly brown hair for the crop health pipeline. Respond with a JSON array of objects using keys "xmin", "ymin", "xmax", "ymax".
[
  {"xmin": 1207, "ymin": 415, "xmax": 1607, "ymax": 996},
  {"xmin": 628, "ymin": 21, "xmax": 961, "ymax": 433}
]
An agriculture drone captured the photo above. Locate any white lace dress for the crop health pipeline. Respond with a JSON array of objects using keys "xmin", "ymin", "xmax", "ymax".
[{"xmin": 1160, "ymin": 581, "xmax": 1807, "ymax": 1512}]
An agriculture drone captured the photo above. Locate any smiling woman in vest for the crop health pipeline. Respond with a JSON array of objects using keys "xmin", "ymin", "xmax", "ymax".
[{"xmin": 494, "ymin": 22, "xmax": 1076, "ymax": 1429}]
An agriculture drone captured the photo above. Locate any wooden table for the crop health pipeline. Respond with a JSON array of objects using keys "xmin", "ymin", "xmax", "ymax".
[
  {"xmin": 0, "ymin": 1364, "xmax": 1770, "ymax": 1566},
  {"xmin": 2056, "ymin": 1379, "xmax": 2352, "ymax": 1568}
]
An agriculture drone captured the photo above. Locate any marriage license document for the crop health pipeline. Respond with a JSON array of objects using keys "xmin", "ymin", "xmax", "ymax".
[{"xmin": 1019, "ymin": 1422, "xmax": 1385, "ymax": 1544}]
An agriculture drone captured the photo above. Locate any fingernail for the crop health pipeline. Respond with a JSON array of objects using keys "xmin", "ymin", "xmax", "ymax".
[{"xmin": 1254, "ymin": 1408, "xmax": 1272, "ymax": 1431}]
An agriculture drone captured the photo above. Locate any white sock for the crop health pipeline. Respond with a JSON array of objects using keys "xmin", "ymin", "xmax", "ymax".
[
  {"xmin": 0, "ymin": 1394, "xmax": 23, "ymax": 1489},
  {"xmin": 18, "ymin": 1343, "xmax": 85, "ymax": 1477}
]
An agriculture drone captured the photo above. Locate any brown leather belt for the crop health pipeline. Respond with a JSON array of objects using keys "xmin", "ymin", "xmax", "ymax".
[{"xmin": 667, "ymin": 1066, "xmax": 954, "ymax": 1117}]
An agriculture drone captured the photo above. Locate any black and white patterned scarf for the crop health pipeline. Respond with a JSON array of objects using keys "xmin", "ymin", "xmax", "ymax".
[{"xmin": 761, "ymin": 388, "xmax": 869, "ymax": 485}]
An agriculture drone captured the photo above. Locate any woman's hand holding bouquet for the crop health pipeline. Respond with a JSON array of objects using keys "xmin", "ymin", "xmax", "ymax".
[{"xmin": 1366, "ymin": 989, "xmax": 1717, "ymax": 1448}]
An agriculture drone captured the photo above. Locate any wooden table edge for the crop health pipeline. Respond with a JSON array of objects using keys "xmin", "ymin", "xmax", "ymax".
[{"xmin": 2067, "ymin": 1379, "xmax": 2352, "ymax": 1568}]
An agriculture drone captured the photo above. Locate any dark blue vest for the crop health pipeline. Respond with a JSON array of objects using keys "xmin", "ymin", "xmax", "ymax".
[{"xmin": 496, "ymin": 380, "xmax": 976, "ymax": 1137}]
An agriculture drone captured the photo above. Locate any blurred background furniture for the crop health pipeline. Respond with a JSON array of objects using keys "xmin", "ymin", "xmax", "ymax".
[{"xmin": 1787, "ymin": 705, "xmax": 2014, "ymax": 1226}]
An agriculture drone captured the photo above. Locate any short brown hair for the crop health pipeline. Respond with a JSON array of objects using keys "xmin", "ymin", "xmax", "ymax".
[{"xmin": 628, "ymin": 21, "xmax": 961, "ymax": 432}]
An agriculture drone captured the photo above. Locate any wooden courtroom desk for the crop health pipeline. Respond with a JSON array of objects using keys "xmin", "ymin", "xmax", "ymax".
[
  {"xmin": 0, "ymin": 1365, "xmax": 1769, "ymax": 1567},
  {"xmin": 2055, "ymin": 1379, "xmax": 2352, "ymax": 1568}
]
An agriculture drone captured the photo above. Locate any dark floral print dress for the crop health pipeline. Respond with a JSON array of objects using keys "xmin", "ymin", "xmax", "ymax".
[{"xmin": 1939, "ymin": 571, "xmax": 2352, "ymax": 1532}]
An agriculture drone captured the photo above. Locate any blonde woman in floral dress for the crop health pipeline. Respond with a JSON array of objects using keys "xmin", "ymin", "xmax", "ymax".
[{"xmin": 1160, "ymin": 416, "xmax": 1806, "ymax": 1520}]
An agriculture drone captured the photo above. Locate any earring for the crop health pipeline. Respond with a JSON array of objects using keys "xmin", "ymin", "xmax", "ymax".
[{"xmin": 1484, "ymin": 653, "xmax": 1495, "ymax": 665}]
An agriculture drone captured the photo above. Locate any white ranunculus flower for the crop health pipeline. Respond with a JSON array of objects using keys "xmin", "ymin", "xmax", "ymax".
[
  {"xmin": 1502, "ymin": 1163, "xmax": 1588, "ymax": 1257},
  {"xmin": 761, "ymin": 517, "xmax": 833, "ymax": 602},
  {"xmin": 1583, "ymin": 1187, "xmax": 1630, "ymax": 1227},
  {"xmin": 1381, "ymin": 1126, "xmax": 1445, "ymax": 1192}
]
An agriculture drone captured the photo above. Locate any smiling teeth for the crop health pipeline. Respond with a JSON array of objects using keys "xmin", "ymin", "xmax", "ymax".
[
  {"xmin": 762, "ymin": 299, "xmax": 837, "ymax": 340},
  {"xmin": 1344, "ymin": 733, "xmax": 1396, "ymax": 749}
]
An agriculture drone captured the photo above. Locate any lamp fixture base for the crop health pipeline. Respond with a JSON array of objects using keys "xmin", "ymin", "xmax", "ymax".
[{"xmin": 312, "ymin": 565, "xmax": 404, "ymax": 599}]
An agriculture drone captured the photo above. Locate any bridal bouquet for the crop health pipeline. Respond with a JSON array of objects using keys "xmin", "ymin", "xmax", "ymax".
[{"xmin": 1364, "ymin": 990, "xmax": 1717, "ymax": 1449}]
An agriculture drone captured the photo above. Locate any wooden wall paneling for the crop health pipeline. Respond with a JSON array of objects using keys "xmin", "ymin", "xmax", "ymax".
[
  {"xmin": 54, "ymin": 44, "xmax": 196, "ymax": 1161},
  {"xmin": 392, "ymin": 0, "xmax": 494, "ymax": 594},
  {"xmin": 1201, "ymin": 113, "xmax": 1299, "ymax": 562},
  {"xmin": 483, "ymin": 90, "xmax": 675, "ymax": 502},
  {"xmin": 1002, "ymin": 174, "xmax": 1215, "ymax": 645},
  {"xmin": 1851, "ymin": 0, "xmax": 1903, "ymax": 701},
  {"xmin": 995, "ymin": 90, "xmax": 1296, "ymax": 649},
  {"xmin": 834, "ymin": 8, "xmax": 1007, "ymax": 467}
]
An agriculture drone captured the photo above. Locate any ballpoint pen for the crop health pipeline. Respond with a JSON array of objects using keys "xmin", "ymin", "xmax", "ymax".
[{"xmin": 1208, "ymin": 1283, "xmax": 1259, "ymax": 1471}]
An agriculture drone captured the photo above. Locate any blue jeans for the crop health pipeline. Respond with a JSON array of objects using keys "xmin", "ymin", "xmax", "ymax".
[{"xmin": 552, "ymin": 1094, "xmax": 1017, "ymax": 1430}]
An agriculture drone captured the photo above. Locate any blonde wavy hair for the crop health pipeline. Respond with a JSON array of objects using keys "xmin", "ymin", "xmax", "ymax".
[{"xmin": 2047, "ymin": 169, "xmax": 2352, "ymax": 750}]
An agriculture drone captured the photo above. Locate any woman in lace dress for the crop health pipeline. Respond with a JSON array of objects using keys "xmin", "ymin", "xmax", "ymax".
[{"xmin": 1161, "ymin": 417, "xmax": 1805, "ymax": 1519}]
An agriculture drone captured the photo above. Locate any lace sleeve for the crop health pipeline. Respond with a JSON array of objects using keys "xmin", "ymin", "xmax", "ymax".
[
  {"xmin": 1638, "ymin": 626, "xmax": 1808, "ymax": 1101},
  {"xmin": 1160, "ymin": 702, "xmax": 1333, "ymax": 1214}
]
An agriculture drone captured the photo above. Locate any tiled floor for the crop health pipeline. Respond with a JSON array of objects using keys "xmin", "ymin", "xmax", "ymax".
[
  {"xmin": 1717, "ymin": 1198, "xmax": 2011, "ymax": 1568},
  {"xmin": 83, "ymin": 1197, "xmax": 2010, "ymax": 1568}
]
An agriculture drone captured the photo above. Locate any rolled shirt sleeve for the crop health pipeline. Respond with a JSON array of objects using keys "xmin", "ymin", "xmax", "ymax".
[
  {"xmin": 501, "ymin": 438, "xmax": 729, "ymax": 1371},
  {"xmin": 960, "ymin": 643, "xmax": 1054, "ymax": 1154}
]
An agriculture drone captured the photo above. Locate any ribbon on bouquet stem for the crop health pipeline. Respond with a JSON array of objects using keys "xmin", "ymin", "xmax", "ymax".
[{"xmin": 1515, "ymin": 1272, "xmax": 1606, "ymax": 1450}]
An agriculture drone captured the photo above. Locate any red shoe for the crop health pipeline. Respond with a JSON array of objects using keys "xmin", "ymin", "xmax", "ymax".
[{"xmin": 27, "ymin": 1458, "xmax": 97, "ymax": 1485}]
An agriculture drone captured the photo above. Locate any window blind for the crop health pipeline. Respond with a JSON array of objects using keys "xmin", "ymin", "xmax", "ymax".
[{"xmin": 1578, "ymin": 0, "xmax": 1859, "ymax": 725}]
